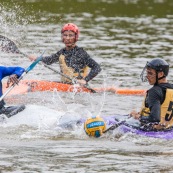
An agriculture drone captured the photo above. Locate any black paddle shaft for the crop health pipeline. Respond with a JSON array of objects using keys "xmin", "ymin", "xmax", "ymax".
[
  {"xmin": 0, "ymin": 35, "xmax": 24, "ymax": 54},
  {"xmin": 103, "ymin": 115, "xmax": 131, "ymax": 133}
]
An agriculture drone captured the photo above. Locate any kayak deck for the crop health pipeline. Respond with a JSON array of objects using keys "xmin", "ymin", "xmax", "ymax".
[{"xmin": 106, "ymin": 115, "xmax": 173, "ymax": 140}]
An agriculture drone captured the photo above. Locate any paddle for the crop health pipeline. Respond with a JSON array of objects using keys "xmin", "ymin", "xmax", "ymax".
[
  {"xmin": 43, "ymin": 65, "xmax": 96, "ymax": 93},
  {"xmin": 103, "ymin": 115, "xmax": 131, "ymax": 133},
  {"xmin": 0, "ymin": 35, "xmax": 96, "ymax": 93},
  {"xmin": 0, "ymin": 51, "xmax": 45, "ymax": 101},
  {"xmin": 103, "ymin": 121, "xmax": 125, "ymax": 133}
]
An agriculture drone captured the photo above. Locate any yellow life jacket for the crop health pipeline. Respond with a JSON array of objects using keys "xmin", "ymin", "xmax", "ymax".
[
  {"xmin": 140, "ymin": 94, "xmax": 150, "ymax": 117},
  {"xmin": 59, "ymin": 54, "xmax": 89, "ymax": 83},
  {"xmin": 140, "ymin": 89, "xmax": 173, "ymax": 129}
]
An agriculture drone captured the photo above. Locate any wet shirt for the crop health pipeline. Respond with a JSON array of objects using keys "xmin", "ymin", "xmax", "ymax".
[
  {"xmin": 140, "ymin": 83, "xmax": 173, "ymax": 123},
  {"xmin": 41, "ymin": 46, "xmax": 101, "ymax": 82},
  {"xmin": 0, "ymin": 66, "xmax": 25, "ymax": 96}
]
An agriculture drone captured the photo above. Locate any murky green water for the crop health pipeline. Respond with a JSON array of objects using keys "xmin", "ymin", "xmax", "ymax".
[{"xmin": 1, "ymin": 0, "xmax": 173, "ymax": 172}]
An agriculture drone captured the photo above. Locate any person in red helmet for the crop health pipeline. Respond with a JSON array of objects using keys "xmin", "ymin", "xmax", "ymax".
[
  {"xmin": 28, "ymin": 23, "xmax": 101, "ymax": 85},
  {"xmin": 61, "ymin": 23, "xmax": 79, "ymax": 45}
]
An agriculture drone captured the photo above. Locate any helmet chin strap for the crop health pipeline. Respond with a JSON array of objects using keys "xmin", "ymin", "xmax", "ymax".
[
  {"xmin": 158, "ymin": 76, "xmax": 166, "ymax": 80},
  {"xmin": 155, "ymin": 72, "xmax": 158, "ymax": 85},
  {"xmin": 155, "ymin": 72, "xmax": 166, "ymax": 85}
]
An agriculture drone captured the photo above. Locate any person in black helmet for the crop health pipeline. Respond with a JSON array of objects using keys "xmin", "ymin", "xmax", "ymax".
[{"xmin": 130, "ymin": 58, "xmax": 173, "ymax": 131}]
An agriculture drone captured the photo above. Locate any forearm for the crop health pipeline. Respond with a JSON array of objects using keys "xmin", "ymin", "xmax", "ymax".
[
  {"xmin": 140, "ymin": 113, "xmax": 160, "ymax": 124},
  {"xmin": 84, "ymin": 66, "xmax": 101, "ymax": 82},
  {"xmin": 147, "ymin": 102, "xmax": 160, "ymax": 123},
  {"xmin": 13, "ymin": 67, "xmax": 25, "ymax": 77},
  {"xmin": 130, "ymin": 110, "xmax": 159, "ymax": 124},
  {"xmin": 42, "ymin": 54, "xmax": 58, "ymax": 65},
  {"xmin": 0, "ymin": 66, "xmax": 24, "ymax": 78}
]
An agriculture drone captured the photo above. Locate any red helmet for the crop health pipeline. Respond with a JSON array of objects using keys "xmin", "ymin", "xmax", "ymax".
[{"xmin": 61, "ymin": 23, "xmax": 79, "ymax": 41}]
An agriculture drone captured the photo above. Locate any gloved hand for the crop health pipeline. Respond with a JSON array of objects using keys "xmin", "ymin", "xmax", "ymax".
[
  {"xmin": 130, "ymin": 110, "xmax": 141, "ymax": 119},
  {"xmin": 140, "ymin": 122, "xmax": 159, "ymax": 131},
  {"xmin": 140, "ymin": 123, "xmax": 154, "ymax": 131},
  {"xmin": 76, "ymin": 79, "xmax": 87, "ymax": 86},
  {"xmin": 6, "ymin": 74, "xmax": 19, "ymax": 88},
  {"xmin": 28, "ymin": 54, "xmax": 37, "ymax": 61},
  {"xmin": 0, "ymin": 100, "xmax": 5, "ymax": 109}
]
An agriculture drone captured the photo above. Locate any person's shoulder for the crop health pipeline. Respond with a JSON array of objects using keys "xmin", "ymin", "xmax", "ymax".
[
  {"xmin": 165, "ymin": 83, "xmax": 173, "ymax": 89},
  {"xmin": 75, "ymin": 46, "xmax": 88, "ymax": 53},
  {"xmin": 75, "ymin": 46, "xmax": 90, "ymax": 57},
  {"xmin": 56, "ymin": 48, "xmax": 64, "ymax": 54},
  {"xmin": 148, "ymin": 85, "xmax": 162, "ymax": 94},
  {"xmin": 150, "ymin": 85, "xmax": 162, "ymax": 90},
  {"xmin": 158, "ymin": 83, "xmax": 173, "ymax": 90}
]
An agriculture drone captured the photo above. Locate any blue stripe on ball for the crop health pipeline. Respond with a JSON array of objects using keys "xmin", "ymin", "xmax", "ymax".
[{"xmin": 86, "ymin": 121, "xmax": 105, "ymax": 128}]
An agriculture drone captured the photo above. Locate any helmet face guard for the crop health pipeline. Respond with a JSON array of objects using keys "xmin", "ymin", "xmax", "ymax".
[{"xmin": 140, "ymin": 63, "xmax": 148, "ymax": 82}]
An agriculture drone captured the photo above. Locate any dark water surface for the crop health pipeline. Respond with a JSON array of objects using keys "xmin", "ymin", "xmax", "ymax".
[{"xmin": 1, "ymin": 0, "xmax": 173, "ymax": 172}]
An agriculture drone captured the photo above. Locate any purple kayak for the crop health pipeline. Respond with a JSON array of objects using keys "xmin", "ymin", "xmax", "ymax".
[
  {"xmin": 60, "ymin": 114, "xmax": 173, "ymax": 139},
  {"xmin": 102, "ymin": 115, "xmax": 173, "ymax": 140}
]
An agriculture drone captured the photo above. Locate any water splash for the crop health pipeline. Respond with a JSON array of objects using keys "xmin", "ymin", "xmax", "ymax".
[{"xmin": 0, "ymin": 2, "xmax": 35, "ymax": 43}]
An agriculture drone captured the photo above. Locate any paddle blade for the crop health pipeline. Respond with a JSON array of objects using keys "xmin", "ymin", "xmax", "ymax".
[{"xmin": 0, "ymin": 35, "xmax": 23, "ymax": 54}]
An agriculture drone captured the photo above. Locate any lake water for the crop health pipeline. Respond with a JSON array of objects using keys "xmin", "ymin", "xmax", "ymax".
[{"xmin": 1, "ymin": 0, "xmax": 173, "ymax": 172}]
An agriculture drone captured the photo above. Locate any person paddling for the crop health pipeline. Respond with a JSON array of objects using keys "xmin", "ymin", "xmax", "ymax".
[
  {"xmin": 0, "ymin": 66, "xmax": 25, "ymax": 118},
  {"xmin": 130, "ymin": 58, "xmax": 173, "ymax": 131},
  {"xmin": 28, "ymin": 23, "xmax": 101, "ymax": 85}
]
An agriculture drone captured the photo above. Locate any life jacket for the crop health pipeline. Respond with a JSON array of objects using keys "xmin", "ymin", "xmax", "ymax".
[
  {"xmin": 140, "ymin": 94, "xmax": 150, "ymax": 117},
  {"xmin": 140, "ymin": 89, "xmax": 173, "ymax": 129},
  {"xmin": 59, "ymin": 54, "xmax": 89, "ymax": 83}
]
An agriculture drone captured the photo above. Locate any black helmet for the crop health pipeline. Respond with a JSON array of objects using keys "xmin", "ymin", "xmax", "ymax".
[
  {"xmin": 146, "ymin": 58, "xmax": 169, "ymax": 76},
  {"xmin": 140, "ymin": 58, "xmax": 169, "ymax": 83}
]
